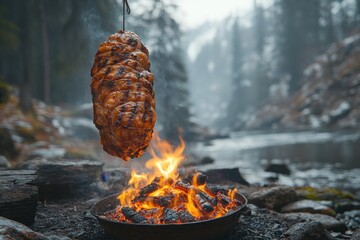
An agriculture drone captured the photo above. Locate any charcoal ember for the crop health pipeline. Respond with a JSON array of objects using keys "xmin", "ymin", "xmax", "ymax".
[
  {"xmin": 204, "ymin": 184, "xmax": 226, "ymax": 196},
  {"xmin": 139, "ymin": 181, "xmax": 160, "ymax": 196},
  {"xmin": 216, "ymin": 192, "xmax": 231, "ymax": 207},
  {"xmin": 195, "ymin": 193, "xmax": 214, "ymax": 213},
  {"xmin": 139, "ymin": 208, "xmax": 161, "ymax": 218},
  {"xmin": 183, "ymin": 172, "xmax": 208, "ymax": 186},
  {"xmin": 199, "ymin": 191, "xmax": 217, "ymax": 206},
  {"xmin": 154, "ymin": 195, "xmax": 174, "ymax": 208},
  {"xmin": 174, "ymin": 181, "xmax": 192, "ymax": 193},
  {"xmin": 163, "ymin": 208, "xmax": 179, "ymax": 223},
  {"xmin": 178, "ymin": 210, "xmax": 196, "ymax": 223},
  {"xmin": 133, "ymin": 195, "xmax": 174, "ymax": 208},
  {"xmin": 121, "ymin": 207, "xmax": 149, "ymax": 224},
  {"xmin": 192, "ymin": 172, "xmax": 208, "ymax": 186}
]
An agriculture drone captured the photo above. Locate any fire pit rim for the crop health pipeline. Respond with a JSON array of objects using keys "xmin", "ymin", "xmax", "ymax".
[{"xmin": 90, "ymin": 191, "xmax": 248, "ymax": 226}]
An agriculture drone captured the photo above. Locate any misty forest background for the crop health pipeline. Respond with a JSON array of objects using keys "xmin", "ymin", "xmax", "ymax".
[{"xmin": 0, "ymin": 0, "xmax": 360, "ymax": 152}]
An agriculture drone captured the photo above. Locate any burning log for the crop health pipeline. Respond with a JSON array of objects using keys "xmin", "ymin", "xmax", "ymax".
[
  {"xmin": 198, "ymin": 191, "xmax": 217, "ymax": 206},
  {"xmin": 163, "ymin": 208, "xmax": 178, "ymax": 223},
  {"xmin": 134, "ymin": 195, "xmax": 174, "ymax": 208},
  {"xmin": 174, "ymin": 181, "xmax": 193, "ymax": 193},
  {"xmin": 192, "ymin": 172, "xmax": 208, "ymax": 186},
  {"xmin": 121, "ymin": 207, "xmax": 149, "ymax": 224},
  {"xmin": 194, "ymin": 193, "xmax": 214, "ymax": 213},
  {"xmin": 216, "ymin": 192, "xmax": 230, "ymax": 207},
  {"xmin": 178, "ymin": 210, "xmax": 195, "ymax": 223},
  {"xmin": 139, "ymin": 179, "xmax": 160, "ymax": 196}
]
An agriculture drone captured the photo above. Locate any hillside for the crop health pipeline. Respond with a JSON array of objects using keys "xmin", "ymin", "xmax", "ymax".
[{"xmin": 235, "ymin": 32, "xmax": 360, "ymax": 130}]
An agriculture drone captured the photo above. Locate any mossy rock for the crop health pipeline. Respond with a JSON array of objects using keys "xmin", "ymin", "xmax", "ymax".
[
  {"xmin": 0, "ymin": 81, "xmax": 10, "ymax": 104},
  {"xmin": 0, "ymin": 128, "xmax": 18, "ymax": 159},
  {"xmin": 15, "ymin": 124, "xmax": 36, "ymax": 142},
  {"xmin": 296, "ymin": 186, "xmax": 354, "ymax": 201}
]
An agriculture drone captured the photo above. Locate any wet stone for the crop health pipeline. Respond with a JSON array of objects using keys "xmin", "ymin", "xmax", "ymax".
[
  {"xmin": 249, "ymin": 186, "xmax": 298, "ymax": 210},
  {"xmin": 283, "ymin": 213, "xmax": 347, "ymax": 232},
  {"xmin": 335, "ymin": 200, "xmax": 360, "ymax": 213},
  {"xmin": 265, "ymin": 163, "xmax": 291, "ymax": 175},
  {"xmin": 281, "ymin": 221, "xmax": 335, "ymax": 240},
  {"xmin": 281, "ymin": 200, "xmax": 336, "ymax": 216},
  {"xmin": 337, "ymin": 210, "xmax": 360, "ymax": 230}
]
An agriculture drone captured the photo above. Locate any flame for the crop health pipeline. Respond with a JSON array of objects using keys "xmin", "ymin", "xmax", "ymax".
[{"xmin": 114, "ymin": 132, "xmax": 240, "ymax": 224}]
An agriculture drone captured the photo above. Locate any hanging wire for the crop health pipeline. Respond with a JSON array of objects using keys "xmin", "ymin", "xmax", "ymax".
[{"xmin": 122, "ymin": 0, "xmax": 131, "ymax": 31}]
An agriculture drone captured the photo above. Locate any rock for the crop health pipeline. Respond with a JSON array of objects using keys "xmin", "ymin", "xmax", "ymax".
[
  {"xmin": 335, "ymin": 200, "xmax": 360, "ymax": 213},
  {"xmin": 0, "ymin": 155, "xmax": 11, "ymax": 168},
  {"xmin": 204, "ymin": 168, "xmax": 249, "ymax": 186},
  {"xmin": 281, "ymin": 200, "xmax": 336, "ymax": 216},
  {"xmin": 0, "ymin": 170, "xmax": 38, "ymax": 226},
  {"xmin": 200, "ymin": 156, "xmax": 215, "ymax": 165},
  {"xmin": 19, "ymin": 158, "xmax": 103, "ymax": 199},
  {"xmin": 0, "ymin": 127, "xmax": 17, "ymax": 159},
  {"xmin": 296, "ymin": 186, "xmax": 354, "ymax": 201},
  {"xmin": 281, "ymin": 221, "xmax": 335, "ymax": 240},
  {"xmin": 265, "ymin": 163, "xmax": 291, "ymax": 175},
  {"xmin": 0, "ymin": 216, "xmax": 70, "ymax": 240},
  {"xmin": 283, "ymin": 213, "xmax": 347, "ymax": 232},
  {"xmin": 337, "ymin": 210, "xmax": 360, "ymax": 230},
  {"xmin": 351, "ymin": 229, "xmax": 360, "ymax": 240},
  {"xmin": 249, "ymin": 186, "xmax": 298, "ymax": 210}
]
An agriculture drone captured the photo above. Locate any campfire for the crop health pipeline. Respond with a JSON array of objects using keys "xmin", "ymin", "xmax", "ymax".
[{"xmin": 103, "ymin": 134, "xmax": 242, "ymax": 224}]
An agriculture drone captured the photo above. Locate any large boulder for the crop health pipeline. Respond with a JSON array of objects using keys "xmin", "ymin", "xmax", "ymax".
[
  {"xmin": 283, "ymin": 213, "xmax": 347, "ymax": 232},
  {"xmin": 281, "ymin": 221, "xmax": 335, "ymax": 240},
  {"xmin": 249, "ymin": 186, "xmax": 298, "ymax": 210},
  {"xmin": 204, "ymin": 168, "xmax": 249, "ymax": 186}
]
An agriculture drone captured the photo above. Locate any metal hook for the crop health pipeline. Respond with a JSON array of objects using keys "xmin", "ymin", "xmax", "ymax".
[{"xmin": 123, "ymin": 0, "xmax": 131, "ymax": 31}]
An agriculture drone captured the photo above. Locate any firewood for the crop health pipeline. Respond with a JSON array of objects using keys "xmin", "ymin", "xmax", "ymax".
[
  {"xmin": 194, "ymin": 193, "xmax": 214, "ymax": 213},
  {"xmin": 216, "ymin": 192, "xmax": 230, "ymax": 207},
  {"xmin": 192, "ymin": 172, "xmax": 208, "ymax": 186},
  {"xmin": 178, "ymin": 210, "xmax": 195, "ymax": 223},
  {"xmin": 198, "ymin": 191, "xmax": 217, "ymax": 206},
  {"xmin": 174, "ymin": 181, "xmax": 193, "ymax": 193},
  {"xmin": 163, "ymin": 208, "xmax": 178, "ymax": 223},
  {"xmin": 139, "ymin": 180, "xmax": 160, "ymax": 196},
  {"xmin": 133, "ymin": 195, "xmax": 174, "ymax": 208},
  {"xmin": 121, "ymin": 207, "xmax": 149, "ymax": 224}
]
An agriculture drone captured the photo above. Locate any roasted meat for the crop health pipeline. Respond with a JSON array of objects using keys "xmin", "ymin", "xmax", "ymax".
[{"xmin": 91, "ymin": 30, "xmax": 156, "ymax": 160}]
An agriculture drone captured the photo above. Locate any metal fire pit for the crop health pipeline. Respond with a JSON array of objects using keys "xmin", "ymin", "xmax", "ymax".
[{"xmin": 91, "ymin": 192, "xmax": 247, "ymax": 240}]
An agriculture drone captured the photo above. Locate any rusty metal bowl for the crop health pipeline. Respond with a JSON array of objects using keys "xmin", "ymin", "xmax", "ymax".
[{"xmin": 91, "ymin": 192, "xmax": 247, "ymax": 240}]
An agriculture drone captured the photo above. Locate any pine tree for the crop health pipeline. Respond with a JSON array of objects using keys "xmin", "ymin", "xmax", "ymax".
[
  {"xmin": 133, "ymin": 0, "xmax": 191, "ymax": 141},
  {"xmin": 226, "ymin": 18, "xmax": 247, "ymax": 129}
]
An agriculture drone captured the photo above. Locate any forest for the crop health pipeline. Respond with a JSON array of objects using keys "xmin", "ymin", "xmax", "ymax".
[{"xmin": 0, "ymin": 0, "xmax": 360, "ymax": 239}]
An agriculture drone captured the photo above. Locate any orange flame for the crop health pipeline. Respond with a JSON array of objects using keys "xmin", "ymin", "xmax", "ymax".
[{"xmin": 115, "ymin": 132, "xmax": 240, "ymax": 224}]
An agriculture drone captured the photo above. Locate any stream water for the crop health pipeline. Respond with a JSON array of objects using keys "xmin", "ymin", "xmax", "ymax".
[{"xmin": 191, "ymin": 130, "xmax": 360, "ymax": 194}]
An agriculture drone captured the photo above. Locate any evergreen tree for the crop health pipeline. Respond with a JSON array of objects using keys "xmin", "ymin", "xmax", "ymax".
[{"xmin": 132, "ymin": 0, "xmax": 191, "ymax": 141}]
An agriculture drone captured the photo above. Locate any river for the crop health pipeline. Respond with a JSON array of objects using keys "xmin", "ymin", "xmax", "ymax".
[{"xmin": 191, "ymin": 130, "xmax": 360, "ymax": 195}]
